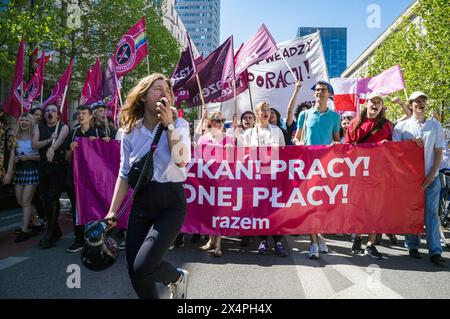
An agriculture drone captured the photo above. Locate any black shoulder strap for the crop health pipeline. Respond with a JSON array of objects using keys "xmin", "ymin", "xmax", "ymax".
[{"xmin": 358, "ymin": 119, "xmax": 387, "ymax": 144}]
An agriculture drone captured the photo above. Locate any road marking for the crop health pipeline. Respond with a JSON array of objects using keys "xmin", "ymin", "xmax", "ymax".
[
  {"xmin": 0, "ymin": 222, "xmax": 22, "ymax": 234},
  {"xmin": 0, "ymin": 256, "xmax": 30, "ymax": 271},
  {"xmin": 287, "ymin": 237, "xmax": 403, "ymax": 299}
]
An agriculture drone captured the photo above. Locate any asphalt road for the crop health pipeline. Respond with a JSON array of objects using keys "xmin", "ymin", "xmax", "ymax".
[{"xmin": 1, "ymin": 205, "xmax": 449, "ymax": 299}]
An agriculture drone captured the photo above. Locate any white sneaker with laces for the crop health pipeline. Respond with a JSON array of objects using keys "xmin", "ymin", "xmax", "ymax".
[
  {"xmin": 318, "ymin": 236, "xmax": 328, "ymax": 253},
  {"xmin": 309, "ymin": 243, "xmax": 319, "ymax": 259},
  {"xmin": 169, "ymin": 268, "xmax": 189, "ymax": 299}
]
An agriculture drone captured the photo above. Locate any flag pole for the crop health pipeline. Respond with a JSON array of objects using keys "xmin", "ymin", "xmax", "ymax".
[
  {"xmin": 277, "ymin": 47, "xmax": 298, "ymax": 82},
  {"xmin": 248, "ymin": 82, "xmax": 254, "ymax": 113},
  {"xmin": 114, "ymin": 72, "xmax": 123, "ymax": 128},
  {"xmin": 52, "ymin": 84, "xmax": 68, "ymax": 145},
  {"xmin": 146, "ymin": 56, "xmax": 150, "ymax": 76},
  {"xmin": 195, "ymin": 73, "xmax": 206, "ymax": 120},
  {"xmin": 233, "ymin": 79, "xmax": 237, "ymax": 115},
  {"xmin": 20, "ymin": 81, "xmax": 24, "ymax": 115}
]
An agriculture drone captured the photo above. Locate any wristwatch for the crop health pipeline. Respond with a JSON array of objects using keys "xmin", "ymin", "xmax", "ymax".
[{"xmin": 164, "ymin": 123, "xmax": 175, "ymax": 131}]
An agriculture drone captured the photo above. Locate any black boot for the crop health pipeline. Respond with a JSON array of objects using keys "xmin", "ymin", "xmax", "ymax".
[{"xmin": 40, "ymin": 202, "xmax": 62, "ymax": 249}]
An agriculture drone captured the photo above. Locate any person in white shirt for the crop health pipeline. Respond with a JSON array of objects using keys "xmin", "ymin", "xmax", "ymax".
[
  {"xmin": 105, "ymin": 73, "xmax": 192, "ymax": 298},
  {"xmin": 393, "ymin": 91, "xmax": 446, "ymax": 267},
  {"xmin": 244, "ymin": 101, "xmax": 288, "ymax": 257}
]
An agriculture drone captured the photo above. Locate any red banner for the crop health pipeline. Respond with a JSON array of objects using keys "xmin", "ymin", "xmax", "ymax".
[
  {"xmin": 181, "ymin": 142, "xmax": 425, "ymax": 235},
  {"xmin": 74, "ymin": 140, "xmax": 425, "ymax": 235}
]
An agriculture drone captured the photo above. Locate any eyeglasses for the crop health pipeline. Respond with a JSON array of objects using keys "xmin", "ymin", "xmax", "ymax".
[
  {"xmin": 45, "ymin": 109, "xmax": 57, "ymax": 113},
  {"xmin": 315, "ymin": 88, "xmax": 328, "ymax": 93},
  {"xmin": 213, "ymin": 119, "xmax": 225, "ymax": 124}
]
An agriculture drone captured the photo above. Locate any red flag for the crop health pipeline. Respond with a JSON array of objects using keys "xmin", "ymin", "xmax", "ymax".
[
  {"xmin": 113, "ymin": 17, "xmax": 148, "ymax": 77},
  {"xmin": 21, "ymin": 49, "xmax": 46, "ymax": 111},
  {"xmin": 41, "ymin": 59, "xmax": 74, "ymax": 123},
  {"xmin": 3, "ymin": 37, "xmax": 25, "ymax": 118},
  {"xmin": 184, "ymin": 37, "xmax": 233, "ymax": 107},
  {"xmin": 219, "ymin": 24, "xmax": 278, "ymax": 102},
  {"xmin": 80, "ymin": 58, "xmax": 103, "ymax": 105}
]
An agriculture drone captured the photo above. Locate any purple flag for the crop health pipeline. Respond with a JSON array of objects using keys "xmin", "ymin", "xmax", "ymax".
[
  {"xmin": 219, "ymin": 24, "xmax": 278, "ymax": 102},
  {"xmin": 357, "ymin": 65, "xmax": 406, "ymax": 97},
  {"xmin": 184, "ymin": 36, "xmax": 233, "ymax": 106},
  {"xmin": 171, "ymin": 34, "xmax": 196, "ymax": 92},
  {"xmin": 102, "ymin": 56, "xmax": 120, "ymax": 125},
  {"xmin": 74, "ymin": 138, "xmax": 130, "ymax": 229},
  {"xmin": 80, "ymin": 58, "xmax": 103, "ymax": 106}
]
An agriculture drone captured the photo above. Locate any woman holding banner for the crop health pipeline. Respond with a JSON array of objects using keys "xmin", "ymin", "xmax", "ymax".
[
  {"xmin": 104, "ymin": 73, "xmax": 191, "ymax": 299},
  {"xmin": 198, "ymin": 111, "xmax": 235, "ymax": 257},
  {"xmin": 244, "ymin": 101, "xmax": 288, "ymax": 257},
  {"xmin": 345, "ymin": 92, "xmax": 393, "ymax": 259}
]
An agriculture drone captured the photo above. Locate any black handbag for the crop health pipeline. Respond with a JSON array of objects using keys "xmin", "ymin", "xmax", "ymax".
[{"xmin": 127, "ymin": 124, "xmax": 164, "ymax": 190}]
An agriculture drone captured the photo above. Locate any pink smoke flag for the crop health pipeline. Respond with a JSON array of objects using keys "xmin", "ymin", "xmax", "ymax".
[
  {"xmin": 330, "ymin": 78, "xmax": 358, "ymax": 112},
  {"xmin": 171, "ymin": 33, "xmax": 197, "ymax": 92},
  {"xmin": 21, "ymin": 49, "xmax": 46, "ymax": 111},
  {"xmin": 3, "ymin": 36, "xmax": 25, "ymax": 118},
  {"xmin": 184, "ymin": 36, "xmax": 233, "ymax": 107},
  {"xmin": 41, "ymin": 59, "xmax": 74, "ymax": 123},
  {"xmin": 357, "ymin": 65, "xmax": 406, "ymax": 97},
  {"xmin": 219, "ymin": 24, "xmax": 278, "ymax": 102},
  {"xmin": 113, "ymin": 17, "xmax": 148, "ymax": 78},
  {"xmin": 80, "ymin": 58, "xmax": 103, "ymax": 105}
]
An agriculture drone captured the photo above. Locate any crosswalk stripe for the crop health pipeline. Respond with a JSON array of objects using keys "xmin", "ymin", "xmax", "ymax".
[{"xmin": 0, "ymin": 256, "xmax": 30, "ymax": 271}]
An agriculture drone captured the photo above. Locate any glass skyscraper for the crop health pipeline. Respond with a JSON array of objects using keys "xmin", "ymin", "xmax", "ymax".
[
  {"xmin": 175, "ymin": 0, "xmax": 220, "ymax": 57},
  {"xmin": 297, "ymin": 27, "xmax": 347, "ymax": 78}
]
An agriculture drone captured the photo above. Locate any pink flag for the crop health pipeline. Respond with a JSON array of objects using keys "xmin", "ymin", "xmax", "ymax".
[
  {"xmin": 41, "ymin": 59, "xmax": 74, "ymax": 123},
  {"xmin": 21, "ymin": 49, "xmax": 46, "ymax": 111},
  {"xmin": 80, "ymin": 58, "xmax": 103, "ymax": 105},
  {"xmin": 103, "ymin": 56, "xmax": 121, "ymax": 127},
  {"xmin": 357, "ymin": 65, "xmax": 406, "ymax": 97},
  {"xmin": 113, "ymin": 17, "xmax": 148, "ymax": 78},
  {"xmin": 330, "ymin": 78, "xmax": 358, "ymax": 112},
  {"xmin": 219, "ymin": 24, "xmax": 278, "ymax": 102},
  {"xmin": 3, "ymin": 37, "xmax": 24, "ymax": 118}
]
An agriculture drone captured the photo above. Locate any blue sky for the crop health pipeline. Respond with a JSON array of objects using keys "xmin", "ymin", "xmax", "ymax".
[{"xmin": 221, "ymin": 0, "xmax": 414, "ymax": 67}]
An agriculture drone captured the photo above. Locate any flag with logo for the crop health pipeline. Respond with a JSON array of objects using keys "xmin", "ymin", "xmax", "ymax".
[
  {"xmin": 80, "ymin": 58, "xmax": 103, "ymax": 105},
  {"xmin": 3, "ymin": 37, "xmax": 25, "ymax": 119},
  {"xmin": 21, "ymin": 49, "xmax": 46, "ymax": 110},
  {"xmin": 113, "ymin": 17, "xmax": 148, "ymax": 78},
  {"xmin": 41, "ymin": 59, "xmax": 74, "ymax": 123}
]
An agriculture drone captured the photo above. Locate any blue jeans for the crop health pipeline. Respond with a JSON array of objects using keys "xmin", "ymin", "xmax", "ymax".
[{"xmin": 405, "ymin": 176, "xmax": 442, "ymax": 256}]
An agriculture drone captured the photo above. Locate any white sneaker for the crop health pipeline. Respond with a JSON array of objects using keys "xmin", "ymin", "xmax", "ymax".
[
  {"xmin": 309, "ymin": 243, "xmax": 319, "ymax": 259},
  {"xmin": 318, "ymin": 236, "xmax": 328, "ymax": 253},
  {"xmin": 169, "ymin": 268, "xmax": 189, "ymax": 299}
]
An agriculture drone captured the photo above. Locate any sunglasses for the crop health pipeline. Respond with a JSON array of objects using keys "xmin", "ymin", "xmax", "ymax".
[{"xmin": 213, "ymin": 119, "xmax": 225, "ymax": 124}]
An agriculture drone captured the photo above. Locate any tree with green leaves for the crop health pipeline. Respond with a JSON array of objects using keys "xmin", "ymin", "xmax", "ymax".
[
  {"xmin": 367, "ymin": 0, "xmax": 450, "ymax": 123},
  {"xmin": 0, "ymin": 0, "xmax": 181, "ymax": 114}
]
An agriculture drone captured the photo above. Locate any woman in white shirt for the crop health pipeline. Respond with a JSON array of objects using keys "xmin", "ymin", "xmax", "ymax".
[
  {"xmin": 105, "ymin": 73, "xmax": 191, "ymax": 299},
  {"xmin": 243, "ymin": 101, "xmax": 288, "ymax": 257}
]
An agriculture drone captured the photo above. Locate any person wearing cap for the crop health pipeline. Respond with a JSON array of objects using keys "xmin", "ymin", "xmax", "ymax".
[
  {"xmin": 393, "ymin": 91, "xmax": 446, "ymax": 267},
  {"xmin": 293, "ymin": 80, "xmax": 341, "ymax": 259},
  {"xmin": 92, "ymin": 104, "xmax": 116, "ymax": 139},
  {"xmin": 345, "ymin": 92, "xmax": 393, "ymax": 259}
]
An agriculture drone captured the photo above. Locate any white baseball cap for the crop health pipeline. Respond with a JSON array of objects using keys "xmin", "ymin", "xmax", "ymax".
[
  {"xmin": 366, "ymin": 91, "xmax": 384, "ymax": 100},
  {"xmin": 409, "ymin": 91, "xmax": 428, "ymax": 101}
]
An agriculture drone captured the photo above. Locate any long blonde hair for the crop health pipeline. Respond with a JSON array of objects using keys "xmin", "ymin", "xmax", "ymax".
[
  {"xmin": 255, "ymin": 101, "xmax": 270, "ymax": 125},
  {"xmin": 16, "ymin": 113, "xmax": 34, "ymax": 139},
  {"xmin": 120, "ymin": 73, "xmax": 174, "ymax": 134}
]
